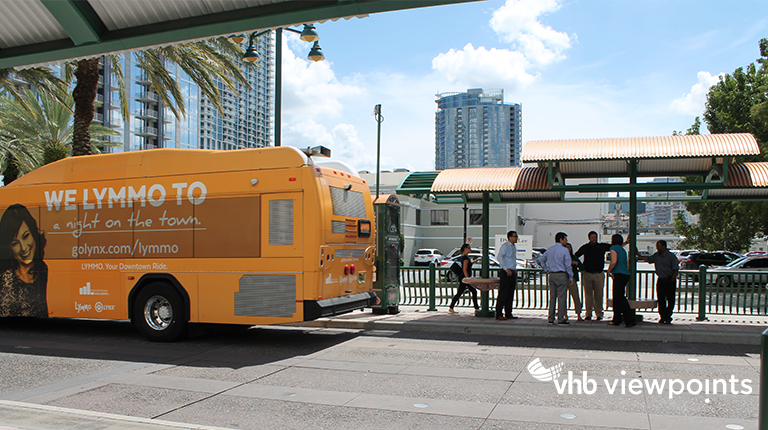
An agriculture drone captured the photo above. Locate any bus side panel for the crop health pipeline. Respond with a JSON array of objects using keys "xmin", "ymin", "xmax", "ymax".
[
  {"xmin": 197, "ymin": 266, "xmax": 303, "ymax": 324},
  {"xmin": 47, "ymin": 260, "xmax": 124, "ymax": 319}
]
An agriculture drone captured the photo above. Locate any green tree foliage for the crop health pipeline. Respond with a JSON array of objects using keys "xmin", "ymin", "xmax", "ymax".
[
  {"xmin": 673, "ymin": 38, "xmax": 768, "ymax": 252},
  {"xmin": 0, "ymin": 67, "xmax": 67, "ymax": 114},
  {"xmin": 0, "ymin": 88, "xmax": 117, "ymax": 184},
  {"xmin": 68, "ymin": 38, "xmax": 250, "ymax": 156}
]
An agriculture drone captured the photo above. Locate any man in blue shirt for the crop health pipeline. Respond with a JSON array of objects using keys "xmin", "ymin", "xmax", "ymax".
[
  {"xmin": 538, "ymin": 232, "xmax": 575, "ymax": 325},
  {"xmin": 496, "ymin": 230, "xmax": 518, "ymax": 320}
]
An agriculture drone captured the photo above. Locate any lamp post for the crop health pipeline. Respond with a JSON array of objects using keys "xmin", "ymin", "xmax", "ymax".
[
  {"xmin": 374, "ymin": 104, "xmax": 383, "ymax": 198},
  {"xmin": 230, "ymin": 24, "xmax": 324, "ymax": 147}
]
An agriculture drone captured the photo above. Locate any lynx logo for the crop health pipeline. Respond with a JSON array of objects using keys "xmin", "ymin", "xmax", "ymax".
[
  {"xmin": 75, "ymin": 302, "xmax": 92, "ymax": 313},
  {"xmin": 527, "ymin": 358, "xmax": 564, "ymax": 382},
  {"xmin": 94, "ymin": 302, "xmax": 115, "ymax": 313}
]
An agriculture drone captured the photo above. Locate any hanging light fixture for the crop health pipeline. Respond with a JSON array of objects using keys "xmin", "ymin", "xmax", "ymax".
[
  {"xmin": 299, "ymin": 24, "xmax": 319, "ymax": 43},
  {"xmin": 307, "ymin": 41, "xmax": 325, "ymax": 62}
]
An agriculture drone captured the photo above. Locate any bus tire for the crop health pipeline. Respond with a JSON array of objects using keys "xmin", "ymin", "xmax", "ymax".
[{"xmin": 132, "ymin": 283, "xmax": 187, "ymax": 342}]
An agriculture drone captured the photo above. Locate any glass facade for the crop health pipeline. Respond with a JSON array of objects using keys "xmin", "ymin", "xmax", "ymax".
[
  {"xmin": 200, "ymin": 33, "xmax": 274, "ymax": 150},
  {"xmin": 435, "ymin": 88, "xmax": 522, "ymax": 170},
  {"xmin": 92, "ymin": 35, "xmax": 273, "ymax": 153}
]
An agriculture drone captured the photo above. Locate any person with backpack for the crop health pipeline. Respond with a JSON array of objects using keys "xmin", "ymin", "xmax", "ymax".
[{"xmin": 448, "ymin": 244, "xmax": 480, "ymax": 313}]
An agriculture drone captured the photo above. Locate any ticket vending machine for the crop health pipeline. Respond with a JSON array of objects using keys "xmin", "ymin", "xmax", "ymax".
[{"xmin": 371, "ymin": 194, "xmax": 400, "ymax": 315}]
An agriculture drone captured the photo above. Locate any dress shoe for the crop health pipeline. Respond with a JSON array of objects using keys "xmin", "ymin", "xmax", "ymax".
[
  {"xmin": 584, "ymin": 316, "xmax": 592, "ymax": 321},
  {"xmin": 558, "ymin": 320, "xmax": 570, "ymax": 325},
  {"xmin": 507, "ymin": 315, "xmax": 519, "ymax": 320},
  {"xmin": 496, "ymin": 316, "xmax": 507, "ymax": 320},
  {"xmin": 596, "ymin": 316, "xmax": 603, "ymax": 321}
]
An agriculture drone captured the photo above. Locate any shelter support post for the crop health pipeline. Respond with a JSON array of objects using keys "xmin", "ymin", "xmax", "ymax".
[
  {"xmin": 476, "ymin": 192, "xmax": 494, "ymax": 317},
  {"xmin": 760, "ymin": 328, "xmax": 768, "ymax": 429},
  {"xmin": 697, "ymin": 265, "xmax": 708, "ymax": 321},
  {"xmin": 628, "ymin": 160, "xmax": 642, "ymax": 321}
]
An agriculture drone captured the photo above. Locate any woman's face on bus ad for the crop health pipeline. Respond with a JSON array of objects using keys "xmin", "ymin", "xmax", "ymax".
[{"xmin": 11, "ymin": 221, "xmax": 35, "ymax": 265}]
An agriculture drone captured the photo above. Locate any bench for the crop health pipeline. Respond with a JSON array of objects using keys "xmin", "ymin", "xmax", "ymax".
[
  {"xmin": 462, "ymin": 277, "xmax": 500, "ymax": 292},
  {"xmin": 606, "ymin": 299, "xmax": 658, "ymax": 309}
]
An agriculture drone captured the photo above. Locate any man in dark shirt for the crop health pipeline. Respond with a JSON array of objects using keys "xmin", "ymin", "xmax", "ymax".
[
  {"xmin": 637, "ymin": 240, "xmax": 679, "ymax": 324},
  {"xmin": 574, "ymin": 231, "xmax": 611, "ymax": 320}
]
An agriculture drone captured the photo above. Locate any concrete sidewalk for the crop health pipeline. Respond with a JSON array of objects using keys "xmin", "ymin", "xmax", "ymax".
[{"xmin": 294, "ymin": 306, "xmax": 768, "ymax": 345}]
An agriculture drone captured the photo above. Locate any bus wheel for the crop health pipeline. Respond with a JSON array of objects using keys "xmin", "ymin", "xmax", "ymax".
[{"xmin": 133, "ymin": 283, "xmax": 187, "ymax": 342}]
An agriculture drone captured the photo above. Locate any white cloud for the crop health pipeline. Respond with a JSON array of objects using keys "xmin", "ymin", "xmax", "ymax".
[
  {"xmin": 432, "ymin": 43, "xmax": 537, "ymax": 90},
  {"xmin": 669, "ymin": 71, "xmax": 724, "ymax": 116},
  {"xmin": 280, "ymin": 34, "xmax": 363, "ymax": 126},
  {"xmin": 431, "ymin": 0, "xmax": 571, "ymax": 92},
  {"xmin": 490, "ymin": 0, "xmax": 572, "ymax": 66}
]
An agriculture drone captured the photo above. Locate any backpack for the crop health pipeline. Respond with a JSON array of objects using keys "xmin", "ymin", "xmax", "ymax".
[{"xmin": 450, "ymin": 261, "xmax": 464, "ymax": 279}]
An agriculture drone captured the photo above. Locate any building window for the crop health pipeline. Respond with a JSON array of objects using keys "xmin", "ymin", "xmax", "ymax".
[
  {"xmin": 469, "ymin": 209, "xmax": 483, "ymax": 225},
  {"xmin": 415, "ymin": 209, "xmax": 421, "ymax": 226},
  {"xmin": 431, "ymin": 210, "xmax": 449, "ymax": 226}
]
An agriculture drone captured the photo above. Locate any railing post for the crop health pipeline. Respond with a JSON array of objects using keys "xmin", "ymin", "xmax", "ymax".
[
  {"xmin": 428, "ymin": 262, "xmax": 437, "ymax": 311},
  {"xmin": 697, "ymin": 265, "xmax": 708, "ymax": 321},
  {"xmin": 759, "ymin": 328, "xmax": 768, "ymax": 429}
]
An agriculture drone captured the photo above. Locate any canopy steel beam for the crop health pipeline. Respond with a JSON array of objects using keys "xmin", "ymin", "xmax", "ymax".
[
  {"xmin": 1, "ymin": 0, "xmax": 480, "ymax": 69},
  {"xmin": 40, "ymin": 0, "xmax": 105, "ymax": 46}
]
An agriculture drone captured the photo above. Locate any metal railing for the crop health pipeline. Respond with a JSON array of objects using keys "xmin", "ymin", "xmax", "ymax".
[{"xmin": 400, "ymin": 265, "xmax": 768, "ymax": 318}]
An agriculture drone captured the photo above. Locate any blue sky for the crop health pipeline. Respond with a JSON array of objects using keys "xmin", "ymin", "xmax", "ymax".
[{"xmin": 276, "ymin": 0, "xmax": 768, "ymax": 172}]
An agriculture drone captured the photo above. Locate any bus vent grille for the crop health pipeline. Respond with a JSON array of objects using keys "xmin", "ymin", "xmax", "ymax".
[
  {"xmin": 235, "ymin": 275, "xmax": 296, "ymax": 317},
  {"xmin": 331, "ymin": 220, "xmax": 346, "ymax": 234},
  {"xmin": 269, "ymin": 199, "xmax": 293, "ymax": 245},
  {"xmin": 329, "ymin": 186, "xmax": 366, "ymax": 218}
]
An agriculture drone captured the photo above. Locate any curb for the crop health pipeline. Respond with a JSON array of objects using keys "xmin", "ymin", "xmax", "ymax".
[{"xmin": 294, "ymin": 319, "xmax": 762, "ymax": 345}]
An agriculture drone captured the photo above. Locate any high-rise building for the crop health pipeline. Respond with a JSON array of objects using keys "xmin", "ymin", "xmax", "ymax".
[
  {"xmin": 93, "ymin": 35, "xmax": 274, "ymax": 152},
  {"xmin": 644, "ymin": 177, "xmax": 698, "ymax": 226},
  {"xmin": 200, "ymin": 33, "xmax": 274, "ymax": 150},
  {"xmin": 434, "ymin": 88, "xmax": 522, "ymax": 170}
]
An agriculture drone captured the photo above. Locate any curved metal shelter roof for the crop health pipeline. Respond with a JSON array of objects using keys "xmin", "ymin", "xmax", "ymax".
[
  {"xmin": 523, "ymin": 133, "xmax": 760, "ymax": 177},
  {"xmin": 0, "ymin": 0, "xmax": 479, "ymax": 69},
  {"xmin": 396, "ymin": 133, "xmax": 768, "ymax": 203}
]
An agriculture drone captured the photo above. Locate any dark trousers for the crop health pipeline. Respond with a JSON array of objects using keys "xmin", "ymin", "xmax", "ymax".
[
  {"xmin": 657, "ymin": 277, "xmax": 676, "ymax": 321},
  {"xmin": 496, "ymin": 270, "xmax": 517, "ymax": 317},
  {"xmin": 450, "ymin": 282, "xmax": 479, "ymax": 309},
  {"xmin": 611, "ymin": 273, "xmax": 636, "ymax": 326}
]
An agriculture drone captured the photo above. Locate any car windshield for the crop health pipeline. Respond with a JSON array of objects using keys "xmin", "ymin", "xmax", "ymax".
[{"xmin": 725, "ymin": 257, "xmax": 750, "ymax": 268}]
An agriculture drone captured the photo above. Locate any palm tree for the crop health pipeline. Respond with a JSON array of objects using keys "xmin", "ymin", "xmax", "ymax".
[
  {"xmin": 0, "ymin": 88, "xmax": 118, "ymax": 184},
  {"xmin": 0, "ymin": 67, "xmax": 68, "ymax": 114},
  {"xmin": 68, "ymin": 37, "xmax": 249, "ymax": 156}
]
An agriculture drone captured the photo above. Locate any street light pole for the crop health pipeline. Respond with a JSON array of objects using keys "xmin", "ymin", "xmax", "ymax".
[
  {"xmin": 274, "ymin": 28, "xmax": 282, "ymax": 147},
  {"xmin": 374, "ymin": 104, "xmax": 383, "ymax": 198}
]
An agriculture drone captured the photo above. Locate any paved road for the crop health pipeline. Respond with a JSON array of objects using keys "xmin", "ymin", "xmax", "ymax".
[{"xmin": 0, "ymin": 316, "xmax": 761, "ymax": 429}]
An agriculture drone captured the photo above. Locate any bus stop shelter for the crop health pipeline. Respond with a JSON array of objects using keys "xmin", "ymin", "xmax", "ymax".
[{"xmin": 396, "ymin": 133, "xmax": 768, "ymax": 317}]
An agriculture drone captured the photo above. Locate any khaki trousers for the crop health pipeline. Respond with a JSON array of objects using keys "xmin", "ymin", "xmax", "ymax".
[{"xmin": 581, "ymin": 272, "xmax": 605, "ymax": 318}]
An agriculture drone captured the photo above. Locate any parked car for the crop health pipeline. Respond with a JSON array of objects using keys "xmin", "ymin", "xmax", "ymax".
[
  {"xmin": 676, "ymin": 249, "xmax": 701, "ymax": 262},
  {"xmin": 746, "ymin": 250, "xmax": 768, "ymax": 257},
  {"xmin": 440, "ymin": 253, "xmax": 500, "ymax": 281},
  {"xmin": 445, "ymin": 246, "xmax": 496, "ymax": 260},
  {"xmin": 414, "ymin": 248, "xmax": 444, "ymax": 266},
  {"xmin": 680, "ymin": 251, "xmax": 743, "ymax": 270},
  {"xmin": 708, "ymin": 256, "xmax": 768, "ymax": 288},
  {"xmin": 440, "ymin": 254, "xmax": 535, "ymax": 281}
]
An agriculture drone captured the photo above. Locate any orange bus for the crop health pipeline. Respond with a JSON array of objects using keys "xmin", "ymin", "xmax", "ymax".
[{"xmin": 0, "ymin": 146, "xmax": 376, "ymax": 341}]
